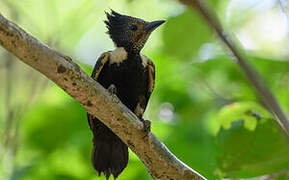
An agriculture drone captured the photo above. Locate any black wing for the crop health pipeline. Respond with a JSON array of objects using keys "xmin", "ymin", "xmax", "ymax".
[
  {"xmin": 87, "ymin": 52, "xmax": 128, "ymax": 178},
  {"xmin": 134, "ymin": 55, "xmax": 155, "ymax": 118},
  {"xmin": 87, "ymin": 52, "xmax": 110, "ymax": 129}
]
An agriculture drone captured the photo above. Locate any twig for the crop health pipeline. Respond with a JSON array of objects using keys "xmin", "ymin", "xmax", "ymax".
[
  {"xmin": 278, "ymin": 0, "xmax": 289, "ymax": 45},
  {"xmin": 179, "ymin": 0, "xmax": 289, "ymax": 137},
  {"xmin": 0, "ymin": 12, "xmax": 206, "ymax": 180},
  {"xmin": 264, "ymin": 167, "xmax": 289, "ymax": 180},
  {"xmin": 278, "ymin": 0, "xmax": 288, "ymax": 16}
]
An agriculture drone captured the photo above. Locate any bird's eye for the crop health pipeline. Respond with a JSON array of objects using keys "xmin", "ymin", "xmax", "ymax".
[{"xmin": 130, "ymin": 25, "xmax": 138, "ymax": 31}]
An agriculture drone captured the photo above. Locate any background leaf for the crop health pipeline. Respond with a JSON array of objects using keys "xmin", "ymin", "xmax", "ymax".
[
  {"xmin": 1, "ymin": 0, "xmax": 289, "ymax": 179},
  {"xmin": 216, "ymin": 112, "xmax": 289, "ymax": 178},
  {"xmin": 162, "ymin": 9, "xmax": 213, "ymax": 60}
]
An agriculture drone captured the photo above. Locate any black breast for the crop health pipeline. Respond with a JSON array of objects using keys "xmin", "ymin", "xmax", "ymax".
[{"xmin": 97, "ymin": 54, "xmax": 148, "ymax": 111}]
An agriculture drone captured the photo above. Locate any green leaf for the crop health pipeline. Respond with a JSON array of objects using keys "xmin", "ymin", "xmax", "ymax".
[
  {"xmin": 216, "ymin": 101, "xmax": 271, "ymax": 133},
  {"xmin": 215, "ymin": 102, "xmax": 289, "ymax": 178}
]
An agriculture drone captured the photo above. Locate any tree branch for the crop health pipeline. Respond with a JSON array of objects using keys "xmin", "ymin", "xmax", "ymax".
[
  {"xmin": 179, "ymin": 0, "xmax": 289, "ymax": 137},
  {"xmin": 0, "ymin": 12, "xmax": 205, "ymax": 180}
]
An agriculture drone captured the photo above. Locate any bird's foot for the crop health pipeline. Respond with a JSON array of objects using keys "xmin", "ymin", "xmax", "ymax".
[
  {"xmin": 141, "ymin": 118, "xmax": 151, "ymax": 136},
  {"xmin": 108, "ymin": 84, "xmax": 120, "ymax": 103},
  {"xmin": 108, "ymin": 84, "xmax": 117, "ymax": 94}
]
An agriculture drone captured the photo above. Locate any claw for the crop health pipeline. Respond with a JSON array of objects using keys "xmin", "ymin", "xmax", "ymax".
[
  {"xmin": 108, "ymin": 84, "xmax": 117, "ymax": 94},
  {"xmin": 108, "ymin": 84, "xmax": 120, "ymax": 103},
  {"xmin": 142, "ymin": 119, "xmax": 151, "ymax": 136}
]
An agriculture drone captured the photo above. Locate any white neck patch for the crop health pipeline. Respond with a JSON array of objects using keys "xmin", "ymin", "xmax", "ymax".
[{"xmin": 109, "ymin": 47, "xmax": 128, "ymax": 65}]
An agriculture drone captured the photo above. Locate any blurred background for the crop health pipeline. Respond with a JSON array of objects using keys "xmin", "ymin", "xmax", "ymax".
[{"xmin": 1, "ymin": 0, "xmax": 289, "ymax": 179}]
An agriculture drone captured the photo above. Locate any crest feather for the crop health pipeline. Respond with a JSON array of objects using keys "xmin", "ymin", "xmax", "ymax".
[
  {"xmin": 103, "ymin": 10, "xmax": 149, "ymax": 51},
  {"xmin": 104, "ymin": 10, "xmax": 126, "ymax": 35}
]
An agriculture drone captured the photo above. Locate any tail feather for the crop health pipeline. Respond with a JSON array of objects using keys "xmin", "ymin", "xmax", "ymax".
[
  {"xmin": 110, "ymin": 139, "xmax": 128, "ymax": 177},
  {"xmin": 89, "ymin": 115, "xmax": 128, "ymax": 179}
]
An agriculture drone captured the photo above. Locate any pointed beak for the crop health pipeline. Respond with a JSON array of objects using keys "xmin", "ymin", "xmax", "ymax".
[{"xmin": 144, "ymin": 20, "xmax": 165, "ymax": 32}]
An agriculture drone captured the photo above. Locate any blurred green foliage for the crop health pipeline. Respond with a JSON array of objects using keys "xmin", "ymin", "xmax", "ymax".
[{"xmin": 1, "ymin": 0, "xmax": 289, "ymax": 180}]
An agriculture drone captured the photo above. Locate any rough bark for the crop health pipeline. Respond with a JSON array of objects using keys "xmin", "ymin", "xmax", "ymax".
[{"xmin": 0, "ymin": 12, "xmax": 205, "ymax": 180}]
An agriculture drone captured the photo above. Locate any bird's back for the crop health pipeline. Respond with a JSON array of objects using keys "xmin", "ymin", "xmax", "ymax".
[{"xmin": 97, "ymin": 51, "xmax": 149, "ymax": 111}]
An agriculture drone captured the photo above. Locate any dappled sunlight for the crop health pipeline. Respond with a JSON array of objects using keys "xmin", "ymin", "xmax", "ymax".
[{"xmin": 1, "ymin": 0, "xmax": 289, "ymax": 179}]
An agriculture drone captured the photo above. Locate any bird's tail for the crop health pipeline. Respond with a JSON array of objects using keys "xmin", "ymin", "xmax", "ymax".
[{"xmin": 90, "ymin": 118, "xmax": 128, "ymax": 179}]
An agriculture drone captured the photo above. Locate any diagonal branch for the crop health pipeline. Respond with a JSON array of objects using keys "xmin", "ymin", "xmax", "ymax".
[
  {"xmin": 0, "ymin": 12, "xmax": 205, "ymax": 180},
  {"xmin": 179, "ymin": 0, "xmax": 289, "ymax": 137}
]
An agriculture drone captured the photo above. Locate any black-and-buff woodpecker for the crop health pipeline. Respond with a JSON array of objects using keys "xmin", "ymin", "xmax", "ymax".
[{"xmin": 87, "ymin": 10, "xmax": 165, "ymax": 179}]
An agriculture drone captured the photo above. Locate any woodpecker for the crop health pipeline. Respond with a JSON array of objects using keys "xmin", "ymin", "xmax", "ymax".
[{"xmin": 87, "ymin": 10, "xmax": 165, "ymax": 179}]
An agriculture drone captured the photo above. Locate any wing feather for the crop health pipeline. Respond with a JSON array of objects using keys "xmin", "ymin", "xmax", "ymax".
[
  {"xmin": 135, "ymin": 55, "xmax": 155, "ymax": 118},
  {"xmin": 147, "ymin": 59, "xmax": 155, "ymax": 99},
  {"xmin": 88, "ymin": 52, "xmax": 110, "ymax": 129},
  {"xmin": 91, "ymin": 52, "xmax": 110, "ymax": 80}
]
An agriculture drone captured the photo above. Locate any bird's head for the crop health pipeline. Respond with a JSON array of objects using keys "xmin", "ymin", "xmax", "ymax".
[{"xmin": 105, "ymin": 10, "xmax": 165, "ymax": 53}]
